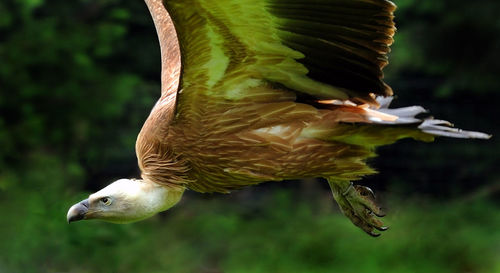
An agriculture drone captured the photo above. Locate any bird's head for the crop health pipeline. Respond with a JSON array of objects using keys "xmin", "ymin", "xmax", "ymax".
[{"xmin": 67, "ymin": 178, "xmax": 184, "ymax": 224}]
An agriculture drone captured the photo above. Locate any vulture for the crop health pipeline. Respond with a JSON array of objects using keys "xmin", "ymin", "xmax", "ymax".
[{"xmin": 67, "ymin": 0, "xmax": 490, "ymax": 236}]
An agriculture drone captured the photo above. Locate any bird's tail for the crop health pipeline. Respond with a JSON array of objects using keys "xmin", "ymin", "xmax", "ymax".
[
  {"xmin": 312, "ymin": 96, "xmax": 491, "ymax": 147},
  {"xmin": 372, "ymin": 96, "xmax": 491, "ymax": 139}
]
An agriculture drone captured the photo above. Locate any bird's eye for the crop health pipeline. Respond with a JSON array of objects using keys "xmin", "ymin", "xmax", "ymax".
[{"xmin": 100, "ymin": 197, "xmax": 112, "ymax": 206}]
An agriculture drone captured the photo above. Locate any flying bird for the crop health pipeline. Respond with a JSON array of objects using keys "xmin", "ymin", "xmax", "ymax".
[{"xmin": 67, "ymin": 0, "xmax": 490, "ymax": 236}]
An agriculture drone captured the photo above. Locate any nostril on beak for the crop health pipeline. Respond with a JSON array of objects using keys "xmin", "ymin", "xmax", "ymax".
[{"xmin": 81, "ymin": 199, "xmax": 89, "ymax": 208}]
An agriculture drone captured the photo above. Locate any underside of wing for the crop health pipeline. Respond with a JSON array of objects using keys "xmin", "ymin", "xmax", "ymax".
[{"xmin": 163, "ymin": 0, "xmax": 396, "ymax": 105}]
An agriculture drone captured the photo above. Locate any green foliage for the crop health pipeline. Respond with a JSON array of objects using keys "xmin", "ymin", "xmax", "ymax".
[
  {"xmin": 0, "ymin": 0, "xmax": 158, "ymax": 175},
  {"xmin": 1, "ymin": 172, "xmax": 499, "ymax": 273},
  {"xmin": 387, "ymin": 0, "xmax": 500, "ymax": 97}
]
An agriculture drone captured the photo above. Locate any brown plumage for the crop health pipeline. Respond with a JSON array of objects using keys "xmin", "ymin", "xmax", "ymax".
[
  {"xmin": 138, "ymin": 0, "xmax": 487, "ymax": 192},
  {"xmin": 67, "ymin": 0, "xmax": 490, "ymax": 236}
]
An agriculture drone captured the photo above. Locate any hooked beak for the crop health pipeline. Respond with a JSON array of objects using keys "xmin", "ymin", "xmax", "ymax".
[{"xmin": 67, "ymin": 199, "xmax": 89, "ymax": 223}]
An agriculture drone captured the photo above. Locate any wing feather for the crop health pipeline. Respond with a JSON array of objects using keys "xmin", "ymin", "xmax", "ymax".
[
  {"xmin": 145, "ymin": 0, "xmax": 181, "ymax": 98},
  {"xmin": 160, "ymin": 0, "xmax": 396, "ymax": 107}
]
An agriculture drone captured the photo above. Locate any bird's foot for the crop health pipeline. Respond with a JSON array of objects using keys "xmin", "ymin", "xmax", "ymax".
[{"xmin": 331, "ymin": 182, "xmax": 388, "ymax": 237}]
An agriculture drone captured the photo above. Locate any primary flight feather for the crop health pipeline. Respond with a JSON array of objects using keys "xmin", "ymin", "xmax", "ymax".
[{"xmin": 67, "ymin": 0, "xmax": 490, "ymax": 236}]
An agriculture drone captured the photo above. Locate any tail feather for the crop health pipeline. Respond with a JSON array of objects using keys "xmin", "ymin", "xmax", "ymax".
[
  {"xmin": 370, "ymin": 96, "xmax": 491, "ymax": 139},
  {"xmin": 314, "ymin": 96, "xmax": 491, "ymax": 146},
  {"xmin": 418, "ymin": 119, "xmax": 491, "ymax": 139}
]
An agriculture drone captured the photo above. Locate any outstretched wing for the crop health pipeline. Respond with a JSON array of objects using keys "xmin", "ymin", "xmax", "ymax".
[
  {"xmin": 145, "ymin": 0, "xmax": 181, "ymax": 98},
  {"xmin": 159, "ymin": 0, "xmax": 396, "ymax": 107}
]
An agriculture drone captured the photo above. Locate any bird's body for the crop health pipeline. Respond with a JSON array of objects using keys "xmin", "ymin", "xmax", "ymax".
[
  {"xmin": 140, "ymin": 89, "xmax": 423, "ymax": 193},
  {"xmin": 67, "ymin": 0, "xmax": 490, "ymax": 236},
  {"xmin": 137, "ymin": 0, "xmax": 414, "ymax": 192}
]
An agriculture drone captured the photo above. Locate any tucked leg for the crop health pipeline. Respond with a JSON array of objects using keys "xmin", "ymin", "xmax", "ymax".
[{"xmin": 328, "ymin": 179, "xmax": 388, "ymax": 237}]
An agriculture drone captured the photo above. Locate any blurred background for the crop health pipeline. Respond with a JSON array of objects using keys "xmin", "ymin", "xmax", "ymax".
[{"xmin": 0, "ymin": 0, "xmax": 499, "ymax": 272}]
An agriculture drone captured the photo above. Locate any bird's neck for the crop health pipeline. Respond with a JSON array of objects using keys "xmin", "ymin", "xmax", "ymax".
[{"xmin": 135, "ymin": 179, "xmax": 185, "ymax": 215}]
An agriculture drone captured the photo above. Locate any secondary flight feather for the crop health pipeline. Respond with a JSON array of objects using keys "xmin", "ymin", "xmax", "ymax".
[{"xmin": 67, "ymin": 0, "xmax": 490, "ymax": 236}]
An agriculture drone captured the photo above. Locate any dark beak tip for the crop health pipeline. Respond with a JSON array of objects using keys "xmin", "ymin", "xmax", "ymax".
[
  {"xmin": 67, "ymin": 211, "xmax": 85, "ymax": 224},
  {"xmin": 67, "ymin": 199, "xmax": 89, "ymax": 224},
  {"xmin": 67, "ymin": 213, "xmax": 84, "ymax": 223}
]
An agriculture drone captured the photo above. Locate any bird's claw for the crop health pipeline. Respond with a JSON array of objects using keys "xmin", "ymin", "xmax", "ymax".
[
  {"xmin": 354, "ymin": 185, "xmax": 386, "ymax": 217},
  {"xmin": 353, "ymin": 185, "xmax": 375, "ymax": 199},
  {"xmin": 333, "ymin": 182, "xmax": 388, "ymax": 236}
]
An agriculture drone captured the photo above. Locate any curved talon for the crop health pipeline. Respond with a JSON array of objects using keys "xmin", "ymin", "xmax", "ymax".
[
  {"xmin": 355, "ymin": 185, "xmax": 375, "ymax": 199},
  {"xmin": 362, "ymin": 211, "xmax": 387, "ymax": 231},
  {"xmin": 373, "ymin": 210, "xmax": 386, "ymax": 218},
  {"xmin": 357, "ymin": 190, "xmax": 384, "ymax": 217},
  {"xmin": 375, "ymin": 226, "xmax": 389, "ymax": 231}
]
